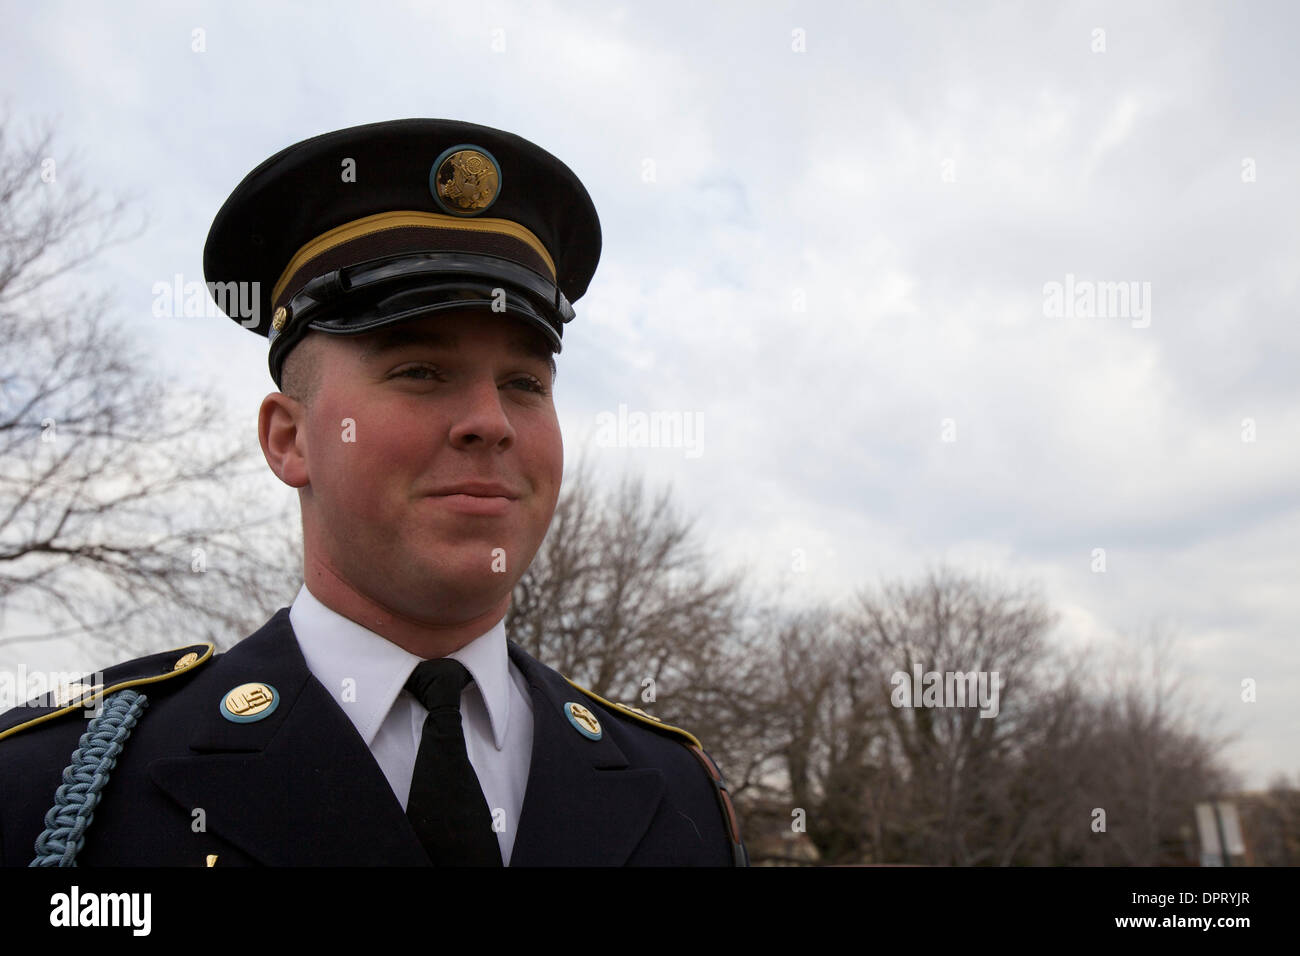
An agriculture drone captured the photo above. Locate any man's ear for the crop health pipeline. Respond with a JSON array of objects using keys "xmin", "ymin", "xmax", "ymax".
[{"xmin": 259, "ymin": 392, "xmax": 310, "ymax": 488}]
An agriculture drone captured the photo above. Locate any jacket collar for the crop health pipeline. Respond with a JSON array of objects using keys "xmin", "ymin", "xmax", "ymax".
[
  {"xmin": 149, "ymin": 609, "xmax": 664, "ymax": 866},
  {"xmin": 289, "ymin": 584, "xmax": 516, "ymax": 751}
]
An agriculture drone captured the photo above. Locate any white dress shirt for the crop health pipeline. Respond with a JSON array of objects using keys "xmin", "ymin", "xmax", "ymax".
[{"xmin": 289, "ymin": 584, "xmax": 534, "ymax": 865}]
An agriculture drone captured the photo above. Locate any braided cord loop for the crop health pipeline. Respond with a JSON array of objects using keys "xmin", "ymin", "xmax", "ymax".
[{"xmin": 29, "ymin": 689, "xmax": 149, "ymax": 867}]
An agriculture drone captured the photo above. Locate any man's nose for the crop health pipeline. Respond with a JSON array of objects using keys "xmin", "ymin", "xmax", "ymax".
[{"xmin": 447, "ymin": 377, "xmax": 515, "ymax": 449}]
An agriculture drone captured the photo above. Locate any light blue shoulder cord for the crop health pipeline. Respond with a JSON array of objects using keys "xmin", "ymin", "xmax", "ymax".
[{"xmin": 29, "ymin": 689, "xmax": 149, "ymax": 867}]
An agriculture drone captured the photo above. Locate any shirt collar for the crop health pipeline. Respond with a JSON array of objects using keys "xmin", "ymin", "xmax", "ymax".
[{"xmin": 289, "ymin": 584, "xmax": 513, "ymax": 750}]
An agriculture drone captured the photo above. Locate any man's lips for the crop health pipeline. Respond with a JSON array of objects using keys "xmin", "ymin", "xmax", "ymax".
[
  {"xmin": 423, "ymin": 483, "xmax": 520, "ymax": 516},
  {"xmin": 427, "ymin": 482, "xmax": 520, "ymax": 499}
]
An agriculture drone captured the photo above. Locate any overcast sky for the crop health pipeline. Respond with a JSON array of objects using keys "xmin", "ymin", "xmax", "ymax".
[{"xmin": 2, "ymin": 0, "xmax": 1296, "ymax": 790}]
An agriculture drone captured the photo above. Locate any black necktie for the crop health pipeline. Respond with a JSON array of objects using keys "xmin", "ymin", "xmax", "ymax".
[{"xmin": 404, "ymin": 658, "xmax": 503, "ymax": 866}]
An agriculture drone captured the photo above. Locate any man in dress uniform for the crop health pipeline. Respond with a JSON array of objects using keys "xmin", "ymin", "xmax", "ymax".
[{"xmin": 0, "ymin": 119, "xmax": 747, "ymax": 867}]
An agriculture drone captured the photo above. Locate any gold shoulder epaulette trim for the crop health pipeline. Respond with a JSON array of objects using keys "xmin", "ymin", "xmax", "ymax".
[
  {"xmin": 0, "ymin": 643, "xmax": 215, "ymax": 743},
  {"xmin": 562, "ymin": 677, "xmax": 703, "ymax": 749}
]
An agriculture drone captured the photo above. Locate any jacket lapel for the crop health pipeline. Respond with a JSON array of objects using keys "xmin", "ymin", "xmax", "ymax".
[
  {"xmin": 148, "ymin": 610, "xmax": 429, "ymax": 866},
  {"xmin": 506, "ymin": 641, "xmax": 665, "ymax": 866},
  {"xmin": 148, "ymin": 612, "xmax": 666, "ymax": 865}
]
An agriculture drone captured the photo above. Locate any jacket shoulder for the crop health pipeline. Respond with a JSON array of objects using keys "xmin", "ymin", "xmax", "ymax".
[
  {"xmin": 0, "ymin": 641, "xmax": 220, "ymax": 867},
  {"xmin": 0, "ymin": 642, "xmax": 216, "ymax": 743},
  {"xmin": 562, "ymin": 677, "xmax": 704, "ymax": 748},
  {"xmin": 559, "ymin": 675, "xmax": 748, "ymax": 866}
]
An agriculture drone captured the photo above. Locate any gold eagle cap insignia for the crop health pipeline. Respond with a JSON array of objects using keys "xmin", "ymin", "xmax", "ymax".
[{"xmin": 433, "ymin": 147, "xmax": 500, "ymax": 214}]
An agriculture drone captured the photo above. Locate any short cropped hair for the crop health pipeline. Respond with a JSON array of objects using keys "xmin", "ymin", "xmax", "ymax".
[{"xmin": 279, "ymin": 332, "xmax": 321, "ymax": 406}]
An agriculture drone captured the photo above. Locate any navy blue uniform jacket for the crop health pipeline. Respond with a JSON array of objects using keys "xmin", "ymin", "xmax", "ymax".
[{"xmin": 0, "ymin": 609, "xmax": 746, "ymax": 866}]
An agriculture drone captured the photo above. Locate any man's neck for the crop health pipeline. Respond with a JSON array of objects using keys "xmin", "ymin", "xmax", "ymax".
[{"xmin": 303, "ymin": 558, "xmax": 509, "ymax": 659}]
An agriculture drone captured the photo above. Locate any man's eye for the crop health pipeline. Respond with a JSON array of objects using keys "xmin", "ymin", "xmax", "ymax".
[
  {"xmin": 509, "ymin": 375, "xmax": 549, "ymax": 395},
  {"xmin": 393, "ymin": 364, "xmax": 443, "ymax": 381},
  {"xmin": 390, "ymin": 365, "xmax": 547, "ymax": 394}
]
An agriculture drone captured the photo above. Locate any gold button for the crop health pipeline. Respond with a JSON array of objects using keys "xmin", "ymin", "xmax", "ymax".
[{"xmin": 173, "ymin": 652, "xmax": 199, "ymax": 671}]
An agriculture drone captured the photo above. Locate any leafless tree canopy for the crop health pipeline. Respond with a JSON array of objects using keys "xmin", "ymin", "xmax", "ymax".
[
  {"xmin": 0, "ymin": 116, "xmax": 297, "ymax": 657},
  {"xmin": 736, "ymin": 575, "xmax": 1238, "ymax": 865}
]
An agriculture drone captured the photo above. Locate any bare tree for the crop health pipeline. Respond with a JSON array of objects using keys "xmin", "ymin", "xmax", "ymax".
[
  {"xmin": 507, "ymin": 457, "xmax": 746, "ymax": 740},
  {"xmin": 0, "ymin": 115, "xmax": 298, "ymax": 659},
  {"xmin": 837, "ymin": 568, "xmax": 1057, "ymax": 863},
  {"xmin": 764, "ymin": 576, "xmax": 1236, "ymax": 866},
  {"xmin": 766, "ymin": 605, "xmax": 893, "ymax": 864},
  {"xmin": 1064, "ymin": 626, "xmax": 1236, "ymax": 865}
]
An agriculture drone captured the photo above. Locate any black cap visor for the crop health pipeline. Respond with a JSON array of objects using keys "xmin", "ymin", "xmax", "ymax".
[{"xmin": 270, "ymin": 252, "xmax": 573, "ymax": 386}]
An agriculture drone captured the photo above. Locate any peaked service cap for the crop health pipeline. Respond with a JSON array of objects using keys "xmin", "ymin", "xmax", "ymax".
[{"xmin": 203, "ymin": 118, "xmax": 602, "ymax": 387}]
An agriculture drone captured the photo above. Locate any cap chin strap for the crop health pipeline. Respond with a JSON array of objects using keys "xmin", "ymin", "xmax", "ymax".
[{"xmin": 269, "ymin": 252, "xmax": 573, "ymax": 386}]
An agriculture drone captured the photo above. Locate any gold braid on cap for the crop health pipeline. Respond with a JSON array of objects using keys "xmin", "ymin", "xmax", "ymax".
[{"xmin": 271, "ymin": 210, "xmax": 556, "ymax": 308}]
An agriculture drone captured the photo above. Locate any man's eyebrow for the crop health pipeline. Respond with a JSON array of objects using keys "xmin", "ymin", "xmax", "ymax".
[
  {"xmin": 507, "ymin": 332, "xmax": 555, "ymax": 366},
  {"xmin": 359, "ymin": 328, "xmax": 456, "ymax": 360}
]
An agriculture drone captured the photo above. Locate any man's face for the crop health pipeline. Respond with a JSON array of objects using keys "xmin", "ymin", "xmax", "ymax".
[{"xmin": 289, "ymin": 311, "xmax": 562, "ymax": 626}]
